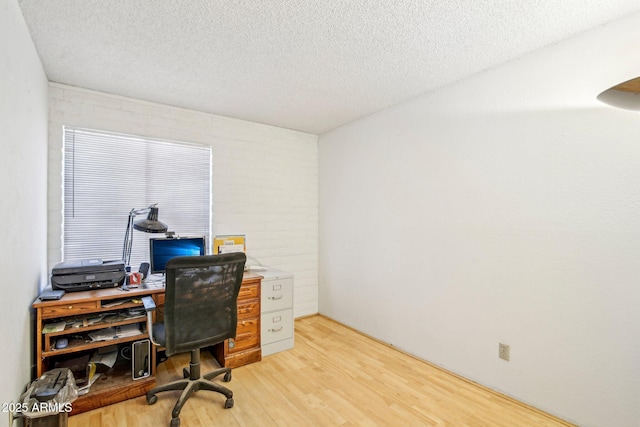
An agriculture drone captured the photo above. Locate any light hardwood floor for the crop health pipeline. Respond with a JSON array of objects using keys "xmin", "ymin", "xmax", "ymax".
[{"xmin": 69, "ymin": 315, "xmax": 574, "ymax": 426}]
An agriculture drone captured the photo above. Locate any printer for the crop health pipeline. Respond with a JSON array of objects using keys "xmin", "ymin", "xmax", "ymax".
[{"xmin": 51, "ymin": 259, "xmax": 126, "ymax": 292}]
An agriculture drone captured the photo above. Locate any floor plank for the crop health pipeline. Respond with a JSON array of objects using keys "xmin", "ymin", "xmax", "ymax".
[{"xmin": 69, "ymin": 315, "xmax": 573, "ymax": 426}]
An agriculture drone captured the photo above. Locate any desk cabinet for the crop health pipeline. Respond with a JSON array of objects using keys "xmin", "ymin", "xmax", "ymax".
[
  {"xmin": 260, "ymin": 268, "xmax": 294, "ymax": 356},
  {"xmin": 32, "ymin": 287, "xmax": 163, "ymax": 415},
  {"xmin": 214, "ymin": 272, "xmax": 262, "ymax": 368},
  {"xmin": 32, "ymin": 273, "xmax": 262, "ymax": 415}
]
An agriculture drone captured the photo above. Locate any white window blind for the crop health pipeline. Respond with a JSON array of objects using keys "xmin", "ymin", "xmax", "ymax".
[{"xmin": 63, "ymin": 127, "xmax": 211, "ymax": 269}]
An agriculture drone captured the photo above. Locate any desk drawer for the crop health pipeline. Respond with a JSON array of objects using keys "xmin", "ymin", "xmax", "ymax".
[
  {"xmin": 41, "ymin": 301, "xmax": 98, "ymax": 318},
  {"xmin": 237, "ymin": 300, "xmax": 259, "ymax": 320},
  {"xmin": 261, "ymin": 278, "xmax": 293, "ymax": 313},
  {"xmin": 238, "ymin": 282, "xmax": 259, "ymax": 300},
  {"xmin": 229, "ymin": 319, "xmax": 259, "ymax": 353},
  {"xmin": 261, "ymin": 309, "xmax": 293, "ymax": 345}
]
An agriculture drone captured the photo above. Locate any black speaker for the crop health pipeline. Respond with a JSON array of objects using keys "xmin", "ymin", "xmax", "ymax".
[
  {"xmin": 139, "ymin": 262, "xmax": 150, "ymax": 279},
  {"xmin": 132, "ymin": 339, "xmax": 150, "ymax": 380}
]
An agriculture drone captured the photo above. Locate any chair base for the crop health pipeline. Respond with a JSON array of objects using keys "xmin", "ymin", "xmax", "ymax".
[{"xmin": 147, "ymin": 349, "xmax": 233, "ymax": 426}]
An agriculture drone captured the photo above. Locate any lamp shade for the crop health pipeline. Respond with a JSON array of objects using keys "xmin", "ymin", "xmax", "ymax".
[
  {"xmin": 597, "ymin": 76, "xmax": 640, "ymax": 111},
  {"xmin": 133, "ymin": 206, "xmax": 168, "ymax": 233}
]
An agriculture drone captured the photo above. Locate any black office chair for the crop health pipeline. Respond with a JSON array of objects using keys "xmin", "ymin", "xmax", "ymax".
[{"xmin": 142, "ymin": 252, "xmax": 246, "ymax": 427}]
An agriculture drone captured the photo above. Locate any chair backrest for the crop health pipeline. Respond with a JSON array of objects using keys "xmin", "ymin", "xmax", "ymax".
[{"xmin": 163, "ymin": 252, "xmax": 246, "ymax": 356}]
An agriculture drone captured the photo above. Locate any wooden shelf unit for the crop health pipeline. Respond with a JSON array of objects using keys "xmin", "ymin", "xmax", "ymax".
[{"xmin": 33, "ymin": 287, "xmax": 164, "ymax": 415}]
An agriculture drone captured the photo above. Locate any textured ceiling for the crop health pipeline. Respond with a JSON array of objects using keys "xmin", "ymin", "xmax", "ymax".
[{"xmin": 17, "ymin": 0, "xmax": 640, "ymax": 134}]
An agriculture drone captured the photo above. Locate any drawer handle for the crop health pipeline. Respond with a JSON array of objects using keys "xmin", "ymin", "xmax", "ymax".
[
  {"xmin": 269, "ymin": 326, "xmax": 284, "ymax": 333},
  {"xmin": 269, "ymin": 295, "xmax": 283, "ymax": 300},
  {"xmin": 229, "ymin": 339, "xmax": 235, "ymax": 349},
  {"xmin": 68, "ymin": 306, "xmax": 73, "ymax": 309}
]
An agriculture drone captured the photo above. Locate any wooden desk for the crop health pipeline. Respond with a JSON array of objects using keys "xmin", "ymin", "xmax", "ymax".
[{"xmin": 32, "ymin": 272, "xmax": 261, "ymax": 415}]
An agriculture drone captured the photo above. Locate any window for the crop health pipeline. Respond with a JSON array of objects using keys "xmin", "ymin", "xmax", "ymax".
[{"xmin": 63, "ymin": 127, "xmax": 211, "ymax": 269}]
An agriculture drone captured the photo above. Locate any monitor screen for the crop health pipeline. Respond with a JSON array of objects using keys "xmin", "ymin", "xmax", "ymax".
[{"xmin": 149, "ymin": 236, "xmax": 206, "ymax": 274}]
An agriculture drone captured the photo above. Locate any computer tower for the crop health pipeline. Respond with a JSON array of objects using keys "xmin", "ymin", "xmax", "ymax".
[{"xmin": 132, "ymin": 339, "xmax": 150, "ymax": 380}]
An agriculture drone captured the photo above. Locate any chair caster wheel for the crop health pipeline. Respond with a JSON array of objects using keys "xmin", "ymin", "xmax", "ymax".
[
  {"xmin": 224, "ymin": 398, "xmax": 234, "ymax": 409},
  {"xmin": 183, "ymin": 368, "xmax": 189, "ymax": 378},
  {"xmin": 223, "ymin": 372, "xmax": 232, "ymax": 382},
  {"xmin": 170, "ymin": 417, "xmax": 180, "ymax": 427},
  {"xmin": 147, "ymin": 394, "xmax": 157, "ymax": 405}
]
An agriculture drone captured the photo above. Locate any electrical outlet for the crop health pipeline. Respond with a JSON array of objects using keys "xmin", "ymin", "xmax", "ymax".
[{"xmin": 499, "ymin": 343, "xmax": 510, "ymax": 361}]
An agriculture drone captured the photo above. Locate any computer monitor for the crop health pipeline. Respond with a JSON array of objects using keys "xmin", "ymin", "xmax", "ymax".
[{"xmin": 149, "ymin": 236, "xmax": 206, "ymax": 274}]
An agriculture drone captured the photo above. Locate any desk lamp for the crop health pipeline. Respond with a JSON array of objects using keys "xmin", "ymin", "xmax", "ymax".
[{"xmin": 122, "ymin": 204, "xmax": 168, "ymax": 268}]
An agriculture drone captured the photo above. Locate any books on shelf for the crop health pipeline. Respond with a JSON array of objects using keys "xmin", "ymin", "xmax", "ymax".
[
  {"xmin": 87, "ymin": 324, "xmax": 142, "ymax": 342},
  {"xmin": 42, "ymin": 321, "xmax": 66, "ymax": 333}
]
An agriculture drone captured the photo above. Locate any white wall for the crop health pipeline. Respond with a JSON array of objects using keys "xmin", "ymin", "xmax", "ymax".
[
  {"xmin": 0, "ymin": 0, "xmax": 49, "ymax": 420},
  {"xmin": 319, "ymin": 11, "xmax": 640, "ymax": 427},
  {"xmin": 48, "ymin": 85, "xmax": 319, "ymax": 317}
]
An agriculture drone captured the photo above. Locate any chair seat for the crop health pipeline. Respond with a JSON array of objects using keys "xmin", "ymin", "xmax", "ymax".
[{"xmin": 153, "ymin": 323, "xmax": 166, "ymax": 347}]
